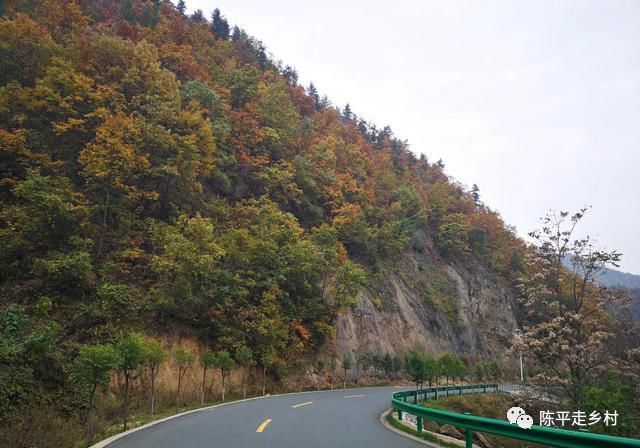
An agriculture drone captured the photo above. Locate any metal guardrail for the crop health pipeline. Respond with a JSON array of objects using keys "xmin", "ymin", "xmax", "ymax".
[{"xmin": 391, "ymin": 384, "xmax": 640, "ymax": 448}]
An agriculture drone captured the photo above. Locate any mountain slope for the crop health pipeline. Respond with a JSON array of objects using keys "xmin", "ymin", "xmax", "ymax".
[{"xmin": 0, "ymin": 1, "xmax": 524, "ymax": 445}]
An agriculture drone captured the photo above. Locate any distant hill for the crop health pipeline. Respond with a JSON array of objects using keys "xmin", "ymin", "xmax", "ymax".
[
  {"xmin": 596, "ymin": 268, "xmax": 640, "ymax": 321},
  {"xmin": 562, "ymin": 259, "xmax": 640, "ymax": 320},
  {"xmin": 595, "ymin": 267, "xmax": 640, "ymax": 289}
]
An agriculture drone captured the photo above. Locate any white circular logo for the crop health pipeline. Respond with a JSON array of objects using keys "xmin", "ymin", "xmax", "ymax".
[
  {"xmin": 516, "ymin": 414, "xmax": 534, "ymax": 429},
  {"xmin": 506, "ymin": 407, "xmax": 526, "ymax": 424}
]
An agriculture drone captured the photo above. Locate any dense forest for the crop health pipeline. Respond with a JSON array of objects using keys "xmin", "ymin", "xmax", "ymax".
[{"xmin": 0, "ymin": 1, "xmax": 638, "ymax": 447}]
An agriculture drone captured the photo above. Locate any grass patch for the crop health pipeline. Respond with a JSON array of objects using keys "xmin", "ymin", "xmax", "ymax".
[
  {"xmin": 83, "ymin": 396, "xmax": 253, "ymax": 448},
  {"xmin": 420, "ymin": 394, "xmax": 550, "ymax": 448},
  {"xmin": 386, "ymin": 410, "xmax": 461, "ymax": 448}
]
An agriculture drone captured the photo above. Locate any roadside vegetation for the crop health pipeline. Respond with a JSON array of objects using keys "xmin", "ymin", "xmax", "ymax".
[{"xmin": 1, "ymin": 1, "xmax": 638, "ymax": 447}]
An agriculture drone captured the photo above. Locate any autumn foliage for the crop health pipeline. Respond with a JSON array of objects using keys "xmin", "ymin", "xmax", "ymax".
[{"xmin": 0, "ymin": 1, "xmax": 531, "ymax": 445}]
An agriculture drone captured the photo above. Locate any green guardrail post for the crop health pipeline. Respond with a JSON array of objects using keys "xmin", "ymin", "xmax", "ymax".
[
  {"xmin": 464, "ymin": 412, "xmax": 473, "ymax": 448},
  {"xmin": 414, "ymin": 391, "xmax": 418, "ymax": 404},
  {"xmin": 459, "ymin": 386, "xmax": 462, "ymax": 396},
  {"xmin": 446, "ymin": 386, "xmax": 449, "ymax": 397},
  {"xmin": 417, "ymin": 416, "xmax": 423, "ymax": 434},
  {"xmin": 483, "ymin": 385, "xmax": 487, "ymax": 393},
  {"xmin": 397, "ymin": 407, "xmax": 402, "ymax": 420},
  {"xmin": 434, "ymin": 388, "xmax": 438, "ymax": 400}
]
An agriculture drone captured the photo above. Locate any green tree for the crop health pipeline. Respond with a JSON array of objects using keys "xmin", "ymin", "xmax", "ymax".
[
  {"xmin": 423, "ymin": 354, "xmax": 439, "ymax": 387},
  {"xmin": 452, "ymin": 356, "xmax": 468, "ymax": 383},
  {"xmin": 120, "ymin": 0, "xmax": 136, "ymax": 24},
  {"xmin": 235, "ymin": 346, "xmax": 253, "ymax": 398},
  {"xmin": 175, "ymin": 347, "xmax": 193, "ymax": 404},
  {"xmin": 342, "ymin": 356, "xmax": 352, "ymax": 389},
  {"xmin": 215, "ymin": 350, "xmax": 235, "ymax": 401},
  {"xmin": 406, "ymin": 351, "xmax": 425, "ymax": 389},
  {"xmin": 210, "ymin": 9, "xmax": 230, "ymax": 40},
  {"xmin": 176, "ymin": 0, "xmax": 186, "ymax": 14},
  {"xmin": 74, "ymin": 344, "xmax": 119, "ymax": 438},
  {"xmin": 475, "ymin": 362, "xmax": 486, "ymax": 382},
  {"xmin": 487, "ymin": 361, "xmax": 502, "ymax": 382},
  {"xmin": 438, "ymin": 353, "xmax": 456, "ymax": 385},
  {"xmin": 436, "ymin": 214, "xmax": 470, "ymax": 254},
  {"xmin": 392, "ymin": 355, "xmax": 403, "ymax": 378},
  {"xmin": 314, "ymin": 357, "xmax": 325, "ymax": 390},
  {"xmin": 332, "ymin": 260, "xmax": 367, "ymax": 310},
  {"xmin": 142, "ymin": 338, "xmax": 166, "ymax": 414},
  {"xmin": 199, "ymin": 349, "xmax": 216, "ymax": 405},
  {"xmin": 381, "ymin": 353, "xmax": 393, "ymax": 378},
  {"xmin": 115, "ymin": 333, "xmax": 145, "ymax": 430},
  {"xmin": 328, "ymin": 357, "xmax": 337, "ymax": 390},
  {"xmin": 471, "ymin": 184, "xmax": 480, "ymax": 205}
]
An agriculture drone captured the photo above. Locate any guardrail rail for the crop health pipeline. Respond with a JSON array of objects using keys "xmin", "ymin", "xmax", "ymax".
[{"xmin": 391, "ymin": 384, "xmax": 640, "ymax": 448}]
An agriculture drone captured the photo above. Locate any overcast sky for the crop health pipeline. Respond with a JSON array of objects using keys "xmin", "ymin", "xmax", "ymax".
[{"xmin": 184, "ymin": 0, "xmax": 640, "ymax": 274}]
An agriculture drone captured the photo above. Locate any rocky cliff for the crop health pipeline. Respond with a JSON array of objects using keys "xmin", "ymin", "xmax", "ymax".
[{"xmin": 335, "ymin": 242, "xmax": 519, "ymax": 360}]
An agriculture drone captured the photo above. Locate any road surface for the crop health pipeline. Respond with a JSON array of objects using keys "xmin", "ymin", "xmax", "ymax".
[{"xmin": 106, "ymin": 386, "xmax": 424, "ymax": 448}]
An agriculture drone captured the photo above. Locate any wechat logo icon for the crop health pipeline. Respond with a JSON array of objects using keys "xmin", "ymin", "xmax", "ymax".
[{"xmin": 507, "ymin": 407, "xmax": 534, "ymax": 429}]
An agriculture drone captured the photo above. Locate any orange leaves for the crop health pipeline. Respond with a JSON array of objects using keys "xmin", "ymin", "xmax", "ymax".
[
  {"xmin": 0, "ymin": 13, "xmax": 58, "ymax": 86},
  {"xmin": 288, "ymin": 320, "xmax": 311, "ymax": 342}
]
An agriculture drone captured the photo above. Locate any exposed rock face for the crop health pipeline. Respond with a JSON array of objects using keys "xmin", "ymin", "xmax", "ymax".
[{"xmin": 334, "ymin": 248, "xmax": 519, "ymax": 360}]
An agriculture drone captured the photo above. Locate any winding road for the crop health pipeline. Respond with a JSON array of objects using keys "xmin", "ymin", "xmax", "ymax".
[{"xmin": 104, "ymin": 386, "xmax": 424, "ymax": 448}]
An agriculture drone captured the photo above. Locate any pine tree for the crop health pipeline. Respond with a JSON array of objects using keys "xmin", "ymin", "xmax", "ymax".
[
  {"xmin": 120, "ymin": 0, "xmax": 137, "ymax": 24},
  {"xmin": 307, "ymin": 82, "xmax": 319, "ymax": 108},
  {"xmin": 211, "ymin": 8, "xmax": 230, "ymax": 40},
  {"xmin": 231, "ymin": 25, "xmax": 242, "ymax": 41},
  {"xmin": 176, "ymin": 0, "xmax": 186, "ymax": 14},
  {"xmin": 151, "ymin": 0, "xmax": 161, "ymax": 27},
  {"xmin": 191, "ymin": 9, "xmax": 205, "ymax": 22},
  {"xmin": 471, "ymin": 183, "xmax": 480, "ymax": 205},
  {"xmin": 342, "ymin": 103, "xmax": 352, "ymax": 121}
]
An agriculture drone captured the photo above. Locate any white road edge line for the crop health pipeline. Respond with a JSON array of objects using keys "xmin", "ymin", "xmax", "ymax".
[
  {"xmin": 291, "ymin": 401, "xmax": 313, "ymax": 408},
  {"xmin": 343, "ymin": 394, "xmax": 366, "ymax": 398}
]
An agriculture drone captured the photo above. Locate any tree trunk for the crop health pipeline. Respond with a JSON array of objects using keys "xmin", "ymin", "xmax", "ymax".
[
  {"xmin": 97, "ymin": 185, "xmax": 110, "ymax": 259},
  {"xmin": 221, "ymin": 372, "xmax": 226, "ymax": 401},
  {"xmin": 150, "ymin": 367, "xmax": 156, "ymax": 414},
  {"xmin": 262, "ymin": 366, "xmax": 266, "ymax": 396},
  {"xmin": 123, "ymin": 373, "xmax": 129, "ymax": 431},
  {"xmin": 201, "ymin": 366, "xmax": 207, "ymax": 405},
  {"xmin": 177, "ymin": 369, "xmax": 183, "ymax": 404},
  {"xmin": 243, "ymin": 368, "xmax": 247, "ymax": 398},
  {"xmin": 84, "ymin": 383, "xmax": 97, "ymax": 440}
]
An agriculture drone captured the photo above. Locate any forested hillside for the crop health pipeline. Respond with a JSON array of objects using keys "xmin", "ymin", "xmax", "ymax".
[{"xmin": 1, "ymin": 1, "xmax": 637, "ymax": 447}]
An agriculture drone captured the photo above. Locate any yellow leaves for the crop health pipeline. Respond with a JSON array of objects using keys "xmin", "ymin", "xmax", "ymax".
[
  {"xmin": 52, "ymin": 118, "xmax": 85, "ymax": 135},
  {"xmin": 177, "ymin": 107, "xmax": 216, "ymax": 157},
  {"xmin": 332, "ymin": 203, "xmax": 364, "ymax": 231},
  {"xmin": 79, "ymin": 113, "xmax": 147, "ymax": 190}
]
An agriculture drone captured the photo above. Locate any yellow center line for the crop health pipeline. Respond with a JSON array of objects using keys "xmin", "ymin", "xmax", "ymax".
[
  {"xmin": 256, "ymin": 418, "xmax": 272, "ymax": 433},
  {"xmin": 291, "ymin": 401, "xmax": 313, "ymax": 408},
  {"xmin": 343, "ymin": 394, "xmax": 365, "ymax": 399}
]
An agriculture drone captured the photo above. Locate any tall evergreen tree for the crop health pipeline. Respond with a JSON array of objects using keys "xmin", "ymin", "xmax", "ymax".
[
  {"xmin": 231, "ymin": 25, "xmax": 242, "ymax": 41},
  {"xmin": 211, "ymin": 8, "xmax": 230, "ymax": 40},
  {"xmin": 471, "ymin": 183, "xmax": 480, "ymax": 205},
  {"xmin": 120, "ymin": 0, "xmax": 136, "ymax": 24},
  {"xmin": 342, "ymin": 103, "xmax": 353, "ymax": 121},
  {"xmin": 176, "ymin": 0, "xmax": 186, "ymax": 14}
]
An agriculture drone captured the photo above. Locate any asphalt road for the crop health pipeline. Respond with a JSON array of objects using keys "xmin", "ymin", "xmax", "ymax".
[{"xmin": 106, "ymin": 386, "xmax": 424, "ymax": 448}]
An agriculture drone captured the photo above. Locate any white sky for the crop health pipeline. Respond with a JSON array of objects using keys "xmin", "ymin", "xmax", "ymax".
[{"xmin": 183, "ymin": 0, "xmax": 640, "ymax": 274}]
